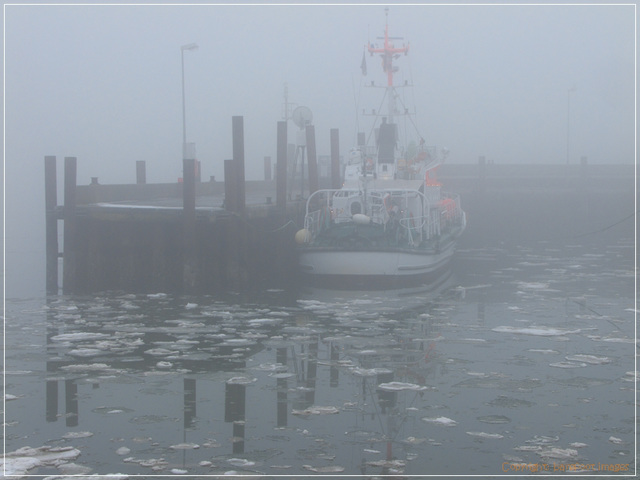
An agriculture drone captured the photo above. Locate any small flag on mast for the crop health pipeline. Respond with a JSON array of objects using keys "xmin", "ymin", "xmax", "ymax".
[{"xmin": 360, "ymin": 50, "xmax": 367, "ymax": 76}]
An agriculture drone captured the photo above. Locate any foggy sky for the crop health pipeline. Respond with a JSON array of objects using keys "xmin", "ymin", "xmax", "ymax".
[{"xmin": 3, "ymin": 3, "xmax": 636, "ymax": 297}]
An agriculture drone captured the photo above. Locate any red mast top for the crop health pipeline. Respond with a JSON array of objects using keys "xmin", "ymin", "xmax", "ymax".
[{"xmin": 367, "ymin": 10, "xmax": 409, "ymax": 87}]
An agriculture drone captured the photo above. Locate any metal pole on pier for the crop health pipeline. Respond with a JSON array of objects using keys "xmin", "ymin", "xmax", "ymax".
[
  {"xmin": 232, "ymin": 116, "xmax": 246, "ymax": 215},
  {"xmin": 276, "ymin": 121, "xmax": 288, "ymax": 211},
  {"xmin": 182, "ymin": 157, "xmax": 197, "ymax": 292},
  {"xmin": 306, "ymin": 125, "xmax": 319, "ymax": 195},
  {"xmin": 45, "ymin": 156, "xmax": 58, "ymax": 294},
  {"xmin": 62, "ymin": 157, "xmax": 77, "ymax": 295}
]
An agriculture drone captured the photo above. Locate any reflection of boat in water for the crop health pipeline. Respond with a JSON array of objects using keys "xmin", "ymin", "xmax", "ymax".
[
  {"xmin": 299, "ymin": 268, "xmax": 456, "ymax": 315},
  {"xmin": 296, "ymin": 11, "xmax": 465, "ymax": 289}
]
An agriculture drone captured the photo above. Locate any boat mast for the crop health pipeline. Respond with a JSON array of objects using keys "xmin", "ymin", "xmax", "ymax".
[{"xmin": 367, "ymin": 8, "xmax": 409, "ymax": 123}]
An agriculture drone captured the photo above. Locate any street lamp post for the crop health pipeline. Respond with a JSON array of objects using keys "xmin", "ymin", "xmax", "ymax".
[{"xmin": 181, "ymin": 43, "xmax": 198, "ymax": 160}]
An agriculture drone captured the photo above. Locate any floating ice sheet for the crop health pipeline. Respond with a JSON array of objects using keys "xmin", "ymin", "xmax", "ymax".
[
  {"xmin": 466, "ymin": 431, "xmax": 504, "ymax": 439},
  {"xmin": 377, "ymin": 381, "xmax": 428, "ymax": 392},
  {"xmin": 292, "ymin": 406, "xmax": 339, "ymax": 415},
  {"xmin": 492, "ymin": 326, "xmax": 581, "ymax": 336},
  {"xmin": 422, "ymin": 416, "xmax": 457, "ymax": 426}
]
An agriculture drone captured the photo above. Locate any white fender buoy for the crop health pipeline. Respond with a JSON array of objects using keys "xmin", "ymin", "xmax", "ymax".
[
  {"xmin": 295, "ymin": 229, "xmax": 311, "ymax": 244},
  {"xmin": 352, "ymin": 214, "xmax": 371, "ymax": 225}
]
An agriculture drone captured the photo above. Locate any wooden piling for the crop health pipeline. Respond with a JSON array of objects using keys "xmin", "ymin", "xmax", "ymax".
[
  {"xmin": 232, "ymin": 116, "xmax": 246, "ymax": 215},
  {"xmin": 330, "ymin": 128, "xmax": 340, "ymax": 189},
  {"xmin": 136, "ymin": 160, "xmax": 146, "ymax": 184},
  {"xmin": 276, "ymin": 121, "xmax": 287, "ymax": 211},
  {"xmin": 62, "ymin": 157, "xmax": 77, "ymax": 295},
  {"xmin": 45, "ymin": 156, "xmax": 58, "ymax": 294},
  {"xmin": 183, "ymin": 158, "xmax": 197, "ymax": 292},
  {"xmin": 306, "ymin": 125, "xmax": 319, "ymax": 195}
]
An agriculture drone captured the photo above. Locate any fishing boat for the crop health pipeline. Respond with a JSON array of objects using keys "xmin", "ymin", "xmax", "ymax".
[{"xmin": 296, "ymin": 12, "xmax": 466, "ymax": 289}]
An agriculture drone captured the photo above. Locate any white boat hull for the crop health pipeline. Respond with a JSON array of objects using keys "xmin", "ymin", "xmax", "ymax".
[{"xmin": 299, "ymin": 241, "xmax": 456, "ymax": 289}]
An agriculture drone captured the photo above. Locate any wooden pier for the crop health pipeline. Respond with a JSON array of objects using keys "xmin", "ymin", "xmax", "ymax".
[
  {"xmin": 45, "ymin": 117, "xmax": 636, "ymax": 295},
  {"xmin": 44, "ymin": 117, "xmax": 335, "ymax": 295}
]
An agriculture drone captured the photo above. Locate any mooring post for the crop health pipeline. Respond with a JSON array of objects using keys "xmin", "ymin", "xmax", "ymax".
[
  {"xmin": 183, "ymin": 158, "xmax": 197, "ymax": 292},
  {"xmin": 62, "ymin": 156, "xmax": 77, "ymax": 295},
  {"xmin": 330, "ymin": 128, "xmax": 341, "ymax": 189},
  {"xmin": 306, "ymin": 125, "xmax": 319, "ymax": 195},
  {"xmin": 136, "ymin": 160, "xmax": 146, "ymax": 184},
  {"xmin": 264, "ymin": 156, "xmax": 272, "ymax": 181},
  {"xmin": 276, "ymin": 121, "xmax": 288, "ymax": 211},
  {"xmin": 45, "ymin": 156, "xmax": 58, "ymax": 294},
  {"xmin": 232, "ymin": 116, "xmax": 246, "ymax": 215}
]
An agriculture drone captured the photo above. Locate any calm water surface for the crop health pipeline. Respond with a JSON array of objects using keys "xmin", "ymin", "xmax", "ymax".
[{"xmin": 3, "ymin": 238, "xmax": 636, "ymax": 478}]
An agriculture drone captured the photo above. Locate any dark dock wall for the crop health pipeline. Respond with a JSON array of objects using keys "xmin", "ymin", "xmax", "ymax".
[{"xmin": 70, "ymin": 209, "xmax": 298, "ymax": 295}]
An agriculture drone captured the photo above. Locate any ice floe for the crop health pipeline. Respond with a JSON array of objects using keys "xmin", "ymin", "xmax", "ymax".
[
  {"xmin": 227, "ymin": 458, "xmax": 255, "ymax": 467},
  {"xmin": 569, "ymin": 442, "xmax": 588, "ymax": 448},
  {"xmin": 1, "ymin": 446, "xmax": 81, "ymax": 476},
  {"xmin": 303, "ymin": 464, "xmax": 345, "ymax": 473},
  {"xmin": 169, "ymin": 443, "xmax": 200, "ymax": 450},
  {"xmin": 536, "ymin": 447, "xmax": 578, "ymax": 460},
  {"xmin": 492, "ymin": 326, "xmax": 581, "ymax": 336},
  {"xmin": 349, "ymin": 367, "xmax": 393, "ymax": 377},
  {"xmin": 466, "ymin": 431, "xmax": 504, "ymax": 439},
  {"xmin": 565, "ymin": 354, "xmax": 611, "ymax": 364},
  {"xmin": 549, "ymin": 361, "xmax": 587, "ymax": 368},
  {"xmin": 50, "ymin": 332, "xmax": 111, "ymax": 342},
  {"xmin": 62, "ymin": 431, "xmax": 94, "ymax": 439},
  {"xmin": 477, "ymin": 415, "xmax": 511, "ymax": 424},
  {"xmin": 422, "ymin": 416, "xmax": 457, "ymax": 426},
  {"xmin": 67, "ymin": 348, "xmax": 105, "ymax": 357},
  {"xmin": 292, "ymin": 406, "xmax": 340, "ymax": 415},
  {"xmin": 226, "ymin": 376, "xmax": 257, "ymax": 385},
  {"xmin": 377, "ymin": 381, "xmax": 428, "ymax": 392}
]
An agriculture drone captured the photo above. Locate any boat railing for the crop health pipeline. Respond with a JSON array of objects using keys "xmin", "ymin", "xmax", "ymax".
[{"xmin": 304, "ymin": 187, "xmax": 442, "ymax": 243}]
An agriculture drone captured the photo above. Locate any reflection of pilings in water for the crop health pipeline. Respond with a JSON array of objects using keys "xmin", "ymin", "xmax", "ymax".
[
  {"xmin": 224, "ymin": 383, "xmax": 246, "ymax": 454},
  {"xmin": 276, "ymin": 347, "xmax": 288, "ymax": 427},
  {"xmin": 183, "ymin": 378, "xmax": 196, "ymax": 429},
  {"xmin": 376, "ymin": 371, "xmax": 396, "ymax": 415},
  {"xmin": 46, "ymin": 300, "xmax": 59, "ymax": 422},
  {"xmin": 305, "ymin": 339, "xmax": 318, "ymax": 406},
  {"xmin": 330, "ymin": 342, "xmax": 339, "ymax": 388},
  {"xmin": 46, "ymin": 380, "xmax": 58, "ymax": 422},
  {"xmin": 65, "ymin": 379, "xmax": 78, "ymax": 427},
  {"xmin": 293, "ymin": 337, "xmax": 319, "ymax": 409}
]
